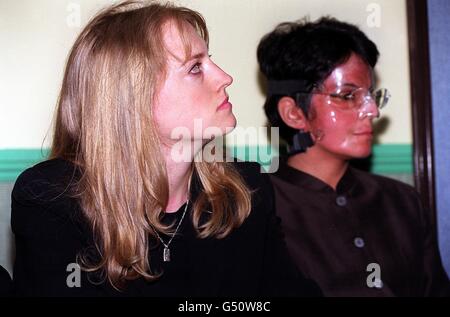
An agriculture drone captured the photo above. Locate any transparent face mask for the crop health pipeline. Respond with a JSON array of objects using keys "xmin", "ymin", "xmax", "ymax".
[{"xmin": 312, "ymin": 86, "xmax": 391, "ymax": 119}]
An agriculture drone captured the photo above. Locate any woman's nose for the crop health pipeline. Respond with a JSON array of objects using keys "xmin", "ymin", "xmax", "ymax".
[
  {"xmin": 358, "ymin": 97, "xmax": 380, "ymax": 120},
  {"xmin": 214, "ymin": 63, "xmax": 233, "ymax": 89}
]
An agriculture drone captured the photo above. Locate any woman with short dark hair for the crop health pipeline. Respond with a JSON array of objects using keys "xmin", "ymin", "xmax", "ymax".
[{"xmin": 257, "ymin": 17, "xmax": 449, "ymax": 296}]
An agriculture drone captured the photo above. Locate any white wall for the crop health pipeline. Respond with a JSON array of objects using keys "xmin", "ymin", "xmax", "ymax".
[{"xmin": 0, "ymin": 0, "xmax": 411, "ymax": 148}]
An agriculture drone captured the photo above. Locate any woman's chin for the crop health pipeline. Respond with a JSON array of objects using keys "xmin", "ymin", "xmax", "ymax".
[{"xmin": 350, "ymin": 146, "xmax": 372, "ymax": 159}]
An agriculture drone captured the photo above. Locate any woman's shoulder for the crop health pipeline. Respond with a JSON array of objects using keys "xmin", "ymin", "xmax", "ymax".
[
  {"xmin": 229, "ymin": 160, "xmax": 275, "ymax": 218},
  {"xmin": 12, "ymin": 158, "xmax": 78, "ymax": 205},
  {"xmin": 230, "ymin": 160, "xmax": 270, "ymax": 188},
  {"xmin": 11, "ymin": 158, "xmax": 86, "ymax": 238},
  {"xmin": 350, "ymin": 168, "xmax": 423, "ymax": 215},
  {"xmin": 351, "ymin": 167, "xmax": 418, "ymax": 197}
]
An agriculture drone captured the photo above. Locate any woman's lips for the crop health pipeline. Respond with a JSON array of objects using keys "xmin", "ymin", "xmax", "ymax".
[
  {"xmin": 354, "ymin": 130, "xmax": 373, "ymax": 137},
  {"xmin": 217, "ymin": 97, "xmax": 232, "ymax": 111}
]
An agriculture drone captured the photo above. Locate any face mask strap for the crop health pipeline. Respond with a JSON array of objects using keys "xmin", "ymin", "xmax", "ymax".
[
  {"xmin": 287, "ymin": 129, "xmax": 314, "ymax": 156},
  {"xmin": 267, "ymin": 80, "xmax": 309, "ymax": 96},
  {"xmin": 268, "ymin": 79, "xmax": 312, "ymax": 114}
]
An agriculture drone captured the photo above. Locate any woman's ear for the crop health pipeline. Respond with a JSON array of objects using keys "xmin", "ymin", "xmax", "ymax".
[{"xmin": 277, "ymin": 96, "xmax": 308, "ymax": 130}]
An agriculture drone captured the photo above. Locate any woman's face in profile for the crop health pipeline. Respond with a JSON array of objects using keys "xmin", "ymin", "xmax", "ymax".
[
  {"xmin": 153, "ymin": 20, "xmax": 236, "ymax": 144},
  {"xmin": 306, "ymin": 53, "xmax": 379, "ymax": 160}
]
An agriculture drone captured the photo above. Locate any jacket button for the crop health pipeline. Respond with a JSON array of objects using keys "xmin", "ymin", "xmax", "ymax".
[
  {"xmin": 374, "ymin": 278, "xmax": 383, "ymax": 289},
  {"xmin": 336, "ymin": 195, "xmax": 347, "ymax": 207},
  {"xmin": 354, "ymin": 237, "xmax": 365, "ymax": 248}
]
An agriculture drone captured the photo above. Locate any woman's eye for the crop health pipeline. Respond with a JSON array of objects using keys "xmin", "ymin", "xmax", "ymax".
[
  {"xmin": 339, "ymin": 92, "xmax": 355, "ymax": 101},
  {"xmin": 190, "ymin": 63, "xmax": 202, "ymax": 74}
]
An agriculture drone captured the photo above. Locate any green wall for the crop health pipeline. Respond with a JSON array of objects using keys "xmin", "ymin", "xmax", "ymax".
[{"xmin": 0, "ymin": 144, "xmax": 412, "ymax": 182}]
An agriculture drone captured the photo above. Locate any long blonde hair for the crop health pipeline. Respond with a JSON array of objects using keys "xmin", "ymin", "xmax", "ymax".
[{"xmin": 51, "ymin": 1, "xmax": 251, "ymax": 289}]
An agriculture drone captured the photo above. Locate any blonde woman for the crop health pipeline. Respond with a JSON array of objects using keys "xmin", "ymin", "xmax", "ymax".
[{"xmin": 11, "ymin": 1, "xmax": 319, "ymax": 296}]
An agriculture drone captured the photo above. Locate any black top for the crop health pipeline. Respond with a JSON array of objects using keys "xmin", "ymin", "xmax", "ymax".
[
  {"xmin": 270, "ymin": 160, "xmax": 450, "ymax": 297},
  {"xmin": 11, "ymin": 158, "xmax": 321, "ymax": 297},
  {"xmin": 0, "ymin": 266, "xmax": 12, "ymax": 296}
]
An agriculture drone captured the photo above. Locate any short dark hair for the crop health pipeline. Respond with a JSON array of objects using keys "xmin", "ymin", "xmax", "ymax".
[{"xmin": 257, "ymin": 17, "xmax": 379, "ymax": 144}]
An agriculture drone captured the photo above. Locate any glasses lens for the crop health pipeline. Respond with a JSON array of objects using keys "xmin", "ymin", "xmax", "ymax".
[{"xmin": 373, "ymin": 88, "xmax": 390, "ymax": 109}]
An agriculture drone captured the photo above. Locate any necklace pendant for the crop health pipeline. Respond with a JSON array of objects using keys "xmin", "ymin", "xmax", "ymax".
[{"xmin": 163, "ymin": 247, "xmax": 171, "ymax": 262}]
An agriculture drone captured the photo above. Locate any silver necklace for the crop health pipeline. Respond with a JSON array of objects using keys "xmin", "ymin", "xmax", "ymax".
[{"xmin": 152, "ymin": 200, "xmax": 189, "ymax": 262}]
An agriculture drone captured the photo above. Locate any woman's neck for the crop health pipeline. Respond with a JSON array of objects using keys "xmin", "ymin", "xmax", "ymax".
[
  {"xmin": 287, "ymin": 147, "xmax": 349, "ymax": 190},
  {"xmin": 162, "ymin": 140, "xmax": 203, "ymax": 212}
]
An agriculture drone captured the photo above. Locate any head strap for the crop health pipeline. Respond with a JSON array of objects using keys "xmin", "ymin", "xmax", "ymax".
[{"xmin": 267, "ymin": 79, "xmax": 309, "ymax": 96}]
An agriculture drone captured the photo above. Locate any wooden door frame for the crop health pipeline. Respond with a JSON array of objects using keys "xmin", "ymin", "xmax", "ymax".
[{"xmin": 406, "ymin": 0, "xmax": 436, "ymax": 219}]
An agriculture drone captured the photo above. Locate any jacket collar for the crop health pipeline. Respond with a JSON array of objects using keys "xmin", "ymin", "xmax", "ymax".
[{"xmin": 274, "ymin": 158, "xmax": 359, "ymax": 195}]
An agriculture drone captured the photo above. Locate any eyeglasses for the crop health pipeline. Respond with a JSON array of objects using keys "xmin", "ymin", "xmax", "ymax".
[{"xmin": 308, "ymin": 87, "xmax": 391, "ymax": 111}]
